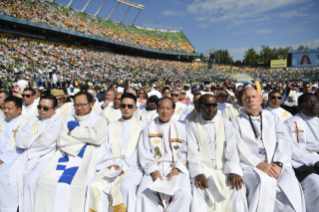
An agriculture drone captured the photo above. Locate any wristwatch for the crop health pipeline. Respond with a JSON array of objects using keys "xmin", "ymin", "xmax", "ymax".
[{"xmin": 273, "ymin": 161, "xmax": 283, "ymax": 168}]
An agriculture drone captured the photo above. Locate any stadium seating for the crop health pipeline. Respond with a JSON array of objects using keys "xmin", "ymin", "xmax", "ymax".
[{"xmin": 0, "ymin": 0, "xmax": 195, "ymax": 54}]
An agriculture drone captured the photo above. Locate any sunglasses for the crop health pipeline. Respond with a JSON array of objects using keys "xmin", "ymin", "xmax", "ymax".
[
  {"xmin": 271, "ymin": 96, "xmax": 282, "ymax": 100},
  {"xmin": 120, "ymin": 104, "xmax": 134, "ymax": 109},
  {"xmin": 171, "ymin": 94, "xmax": 179, "ymax": 97},
  {"xmin": 201, "ymin": 104, "xmax": 218, "ymax": 109},
  {"xmin": 22, "ymin": 94, "xmax": 31, "ymax": 98},
  {"xmin": 37, "ymin": 105, "xmax": 53, "ymax": 111},
  {"xmin": 181, "ymin": 93, "xmax": 186, "ymax": 95}
]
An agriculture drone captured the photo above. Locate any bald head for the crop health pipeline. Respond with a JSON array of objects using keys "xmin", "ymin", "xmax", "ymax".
[{"xmin": 242, "ymin": 87, "xmax": 261, "ymax": 116}]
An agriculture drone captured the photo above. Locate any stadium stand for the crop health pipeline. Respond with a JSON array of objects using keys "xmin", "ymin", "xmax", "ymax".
[{"xmin": 0, "ymin": 0, "xmax": 196, "ymax": 54}]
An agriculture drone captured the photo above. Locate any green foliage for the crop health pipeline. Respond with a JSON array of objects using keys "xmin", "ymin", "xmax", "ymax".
[
  {"xmin": 297, "ymin": 45, "xmax": 309, "ymax": 50},
  {"xmin": 243, "ymin": 45, "xmax": 292, "ymax": 64},
  {"xmin": 214, "ymin": 50, "xmax": 234, "ymax": 65}
]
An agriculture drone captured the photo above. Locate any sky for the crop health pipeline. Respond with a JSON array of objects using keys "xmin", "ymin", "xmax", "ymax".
[{"xmin": 55, "ymin": 0, "xmax": 319, "ymax": 61}]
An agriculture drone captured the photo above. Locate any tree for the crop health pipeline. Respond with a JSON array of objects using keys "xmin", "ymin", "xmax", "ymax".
[
  {"xmin": 297, "ymin": 45, "xmax": 309, "ymax": 50},
  {"xmin": 234, "ymin": 60, "xmax": 242, "ymax": 66}
]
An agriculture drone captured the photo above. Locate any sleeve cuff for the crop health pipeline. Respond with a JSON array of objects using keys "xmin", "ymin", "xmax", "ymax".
[
  {"xmin": 144, "ymin": 164, "xmax": 159, "ymax": 176},
  {"xmin": 174, "ymin": 161, "xmax": 189, "ymax": 175},
  {"xmin": 224, "ymin": 162, "xmax": 243, "ymax": 177},
  {"xmin": 96, "ymin": 159, "xmax": 119, "ymax": 171}
]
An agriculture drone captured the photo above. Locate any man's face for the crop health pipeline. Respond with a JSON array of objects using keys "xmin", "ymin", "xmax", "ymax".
[
  {"xmin": 0, "ymin": 93, "xmax": 6, "ymax": 107},
  {"xmin": 113, "ymin": 93, "xmax": 123, "ymax": 109},
  {"xmin": 171, "ymin": 91, "xmax": 180, "ymax": 103},
  {"xmin": 120, "ymin": 98, "xmax": 137, "ymax": 119},
  {"xmin": 146, "ymin": 98, "xmax": 158, "ymax": 110},
  {"xmin": 163, "ymin": 89, "xmax": 170, "ymax": 97},
  {"xmin": 74, "ymin": 94, "xmax": 93, "ymax": 116},
  {"xmin": 38, "ymin": 99, "xmax": 56, "ymax": 119},
  {"xmin": 300, "ymin": 95, "xmax": 319, "ymax": 117},
  {"xmin": 200, "ymin": 95, "xmax": 218, "ymax": 120},
  {"xmin": 157, "ymin": 99, "xmax": 174, "ymax": 123},
  {"xmin": 179, "ymin": 89, "xmax": 186, "ymax": 101},
  {"xmin": 304, "ymin": 84, "xmax": 311, "ymax": 93},
  {"xmin": 3, "ymin": 101, "xmax": 21, "ymax": 120},
  {"xmin": 194, "ymin": 94, "xmax": 202, "ymax": 112},
  {"xmin": 268, "ymin": 93, "xmax": 282, "ymax": 108},
  {"xmin": 22, "ymin": 90, "xmax": 34, "ymax": 105},
  {"xmin": 217, "ymin": 91, "xmax": 227, "ymax": 103},
  {"xmin": 105, "ymin": 91, "xmax": 115, "ymax": 101},
  {"xmin": 243, "ymin": 88, "xmax": 261, "ymax": 114}
]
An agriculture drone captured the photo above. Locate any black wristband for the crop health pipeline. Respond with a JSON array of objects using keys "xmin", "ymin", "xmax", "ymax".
[{"xmin": 273, "ymin": 162, "xmax": 283, "ymax": 168}]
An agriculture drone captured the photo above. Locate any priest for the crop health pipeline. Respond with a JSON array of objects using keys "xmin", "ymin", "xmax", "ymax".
[
  {"xmin": 22, "ymin": 88, "xmax": 38, "ymax": 119},
  {"xmin": 34, "ymin": 92, "xmax": 108, "ymax": 212},
  {"xmin": 284, "ymin": 93, "xmax": 319, "ymax": 212},
  {"xmin": 103, "ymin": 92, "xmax": 122, "ymax": 123},
  {"xmin": 264, "ymin": 91, "xmax": 292, "ymax": 122},
  {"xmin": 187, "ymin": 94, "xmax": 247, "ymax": 211},
  {"xmin": 85, "ymin": 93, "xmax": 147, "ymax": 212},
  {"xmin": 136, "ymin": 97, "xmax": 191, "ymax": 212},
  {"xmin": 135, "ymin": 95, "xmax": 159, "ymax": 122},
  {"xmin": 232, "ymin": 87, "xmax": 305, "ymax": 212},
  {"xmin": 0, "ymin": 95, "xmax": 62, "ymax": 212},
  {"xmin": 222, "ymin": 88, "xmax": 244, "ymax": 121}
]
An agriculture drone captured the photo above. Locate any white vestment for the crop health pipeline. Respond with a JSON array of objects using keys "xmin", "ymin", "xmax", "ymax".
[
  {"xmin": 136, "ymin": 117, "xmax": 191, "ymax": 212},
  {"xmin": 22, "ymin": 102, "xmax": 38, "ymax": 119},
  {"xmin": 56, "ymin": 103, "xmax": 73, "ymax": 120},
  {"xmin": 103, "ymin": 106, "xmax": 121, "ymax": 123},
  {"xmin": 187, "ymin": 114, "xmax": 247, "ymax": 212},
  {"xmin": 135, "ymin": 107, "xmax": 158, "ymax": 123},
  {"xmin": 34, "ymin": 111, "xmax": 107, "ymax": 212},
  {"xmin": 0, "ymin": 115, "xmax": 28, "ymax": 165},
  {"xmin": 0, "ymin": 109, "xmax": 5, "ymax": 122},
  {"xmin": 0, "ymin": 114, "xmax": 62, "ymax": 212},
  {"xmin": 184, "ymin": 109, "xmax": 199, "ymax": 125},
  {"xmin": 85, "ymin": 117, "xmax": 146, "ymax": 212},
  {"xmin": 217, "ymin": 102, "xmax": 231, "ymax": 116},
  {"xmin": 172, "ymin": 101, "xmax": 187, "ymax": 121},
  {"xmin": 284, "ymin": 113, "xmax": 319, "ymax": 212},
  {"xmin": 232, "ymin": 109, "xmax": 305, "ymax": 212},
  {"xmin": 264, "ymin": 106, "xmax": 292, "ymax": 122},
  {"xmin": 221, "ymin": 102, "xmax": 242, "ymax": 121}
]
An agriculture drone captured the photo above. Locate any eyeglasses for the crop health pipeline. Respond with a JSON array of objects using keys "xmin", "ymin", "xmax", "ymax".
[
  {"xmin": 22, "ymin": 94, "xmax": 31, "ymax": 98},
  {"xmin": 120, "ymin": 104, "xmax": 134, "ymax": 109},
  {"xmin": 164, "ymin": 92, "xmax": 170, "ymax": 94},
  {"xmin": 218, "ymin": 95, "xmax": 227, "ymax": 98},
  {"xmin": 181, "ymin": 93, "xmax": 186, "ymax": 95},
  {"xmin": 171, "ymin": 94, "xmax": 179, "ymax": 97},
  {"xmin": 201, "ymin": 104, "xmax": 218, "ymax": 109},
  {"xmin": 74, "ymin": 103, "xmax": 89, "ymax": 108},
  {"xmin": 37, "ymin": 105, "xmax": 53, "ymax": 111},
  {"xmin": 270, "ymin": 96, "xmax": 282, "ymax": 100},
  {"xmin": 305, "ymin": 86, "xmax": 310, "ymax": 88}
]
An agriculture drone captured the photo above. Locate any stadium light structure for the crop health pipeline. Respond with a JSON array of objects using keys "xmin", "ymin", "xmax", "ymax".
[
  {"xmin": 95, "ymin": 0, "xmax": 109, "ymax": 17},
  {"xmin": 105, "ymin": 0, "xmax": 144, "ymax": 25},
  {"xmin": 66, "ymin": 0, "xmax": 75, "ymax": 8},
  {"xmin": 81, "ymin": 0, "xmax": 93, "ymax": 13}
]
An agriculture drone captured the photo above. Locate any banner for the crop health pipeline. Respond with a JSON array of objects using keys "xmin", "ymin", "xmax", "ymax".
[
  {"xmin": 292, "ymin": 52, "xmax": 319, "ymax": 67},
  {"xmin": 270, "ymin": 60, "xmax": 287, "ymax": 68}
]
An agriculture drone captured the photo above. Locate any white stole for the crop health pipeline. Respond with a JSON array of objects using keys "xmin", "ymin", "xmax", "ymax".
[
  {"xmin": 89, "ymin": 117, "xmax": 141, "ymax": 212},
  {"xmin": 53, "ymin": 112, "xmax": 100, "ymax": 212},
  {"xmin": 286, "ymin": 115, "xmax": 306, "ymax": 147},
  {"xmin": 148, "ymin": 117, "xmax": 183, "ymax": 167},
  {"xmin": 195, "ymin": 115, "xmax": 232, "ymax": 211}
]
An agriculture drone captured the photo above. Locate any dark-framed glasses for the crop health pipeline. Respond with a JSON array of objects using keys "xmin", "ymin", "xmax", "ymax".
[
  {"xmin": 201, "ymin": 104, "xmax": 218, "ymax": 109},
  {"xmin": 22, "ymin": 94, "xmax": 31, "ymax": 98},
  {"xmin": 37, "ymin": 105, "xmax": 53, "ymax": 111},
  {"xmin": 120, "ymin": 104, "xmax": 134, "ymax": 109},
  {"xmin": 74, "ymin": 103, "xmax": 89, "ymax": 108},
  {"xmin": 270, "ymin": 96, "xmax": 282, "ymax": 100}
]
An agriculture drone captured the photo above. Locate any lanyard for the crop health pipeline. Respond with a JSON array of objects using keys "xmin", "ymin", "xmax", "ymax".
[{"xmin": 248, "ymin": 112, "xmax": 262, "ymax": 139}]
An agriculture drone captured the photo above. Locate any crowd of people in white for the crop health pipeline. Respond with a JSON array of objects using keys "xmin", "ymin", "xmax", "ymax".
[{"xmin": 0, "ymin": 79, "xmax": 318, "ymax": 212}]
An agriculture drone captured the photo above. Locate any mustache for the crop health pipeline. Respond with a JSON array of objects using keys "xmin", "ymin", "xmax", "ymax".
[{"xmin": 248, "ymin": 102, "xmax": 256, "ymax": 106}]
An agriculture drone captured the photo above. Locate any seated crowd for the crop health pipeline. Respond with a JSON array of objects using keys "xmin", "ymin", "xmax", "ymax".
[
  {"xmin": 0, "ymin": 77, "xmax": 318, "ymax": 212},
  {"xmin": 0, "ymin": 0, "xmax": 195, "ymax": 54}
]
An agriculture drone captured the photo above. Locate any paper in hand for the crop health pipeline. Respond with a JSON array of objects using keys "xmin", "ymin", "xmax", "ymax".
[
  {"xmin": 148, "ymin": 175, "xmax": 180, "ymax": 196},
  {"xmin": 205, "ymin": 175, "xmax": 225, "ymax": 203},
  {"xmin": 104, "ymin": 167, "xmax": 122, "ymax": 178}
]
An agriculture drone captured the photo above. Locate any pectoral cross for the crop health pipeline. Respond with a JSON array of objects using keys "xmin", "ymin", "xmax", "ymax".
[
  {"xmin": 12, "ymin": 125, "xmax": 20, "ymax": 138},
  {"xmin": 292, "ymin": 121, "xmax": 304, "ymax": 144}
]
